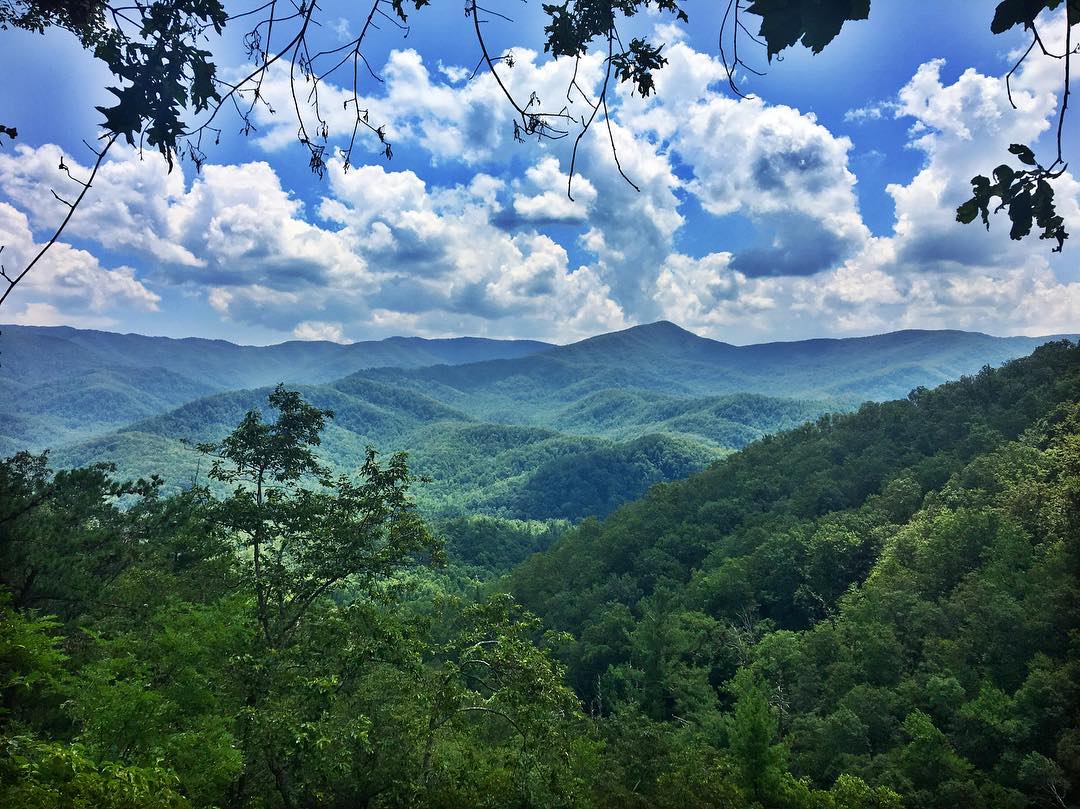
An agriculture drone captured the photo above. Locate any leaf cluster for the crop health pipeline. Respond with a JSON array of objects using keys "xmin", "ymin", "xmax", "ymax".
[
  {"xmin": 95, "ymin": 0, "xmax": 224, "ymax": 168},
  {"xmin": 990, "ymin": 0, "xmax": 1080, "ymax": 33},
  {"xmin": 745, "ymin": 0, "xmax": 869, "ymax": 60},
  {"xmin": 542, "ymin": 0, "xmax": 687, "ymax": 97},
  {"xmin": 956, "ymin": 144, "xmax": 1070, "ymax": 251}
]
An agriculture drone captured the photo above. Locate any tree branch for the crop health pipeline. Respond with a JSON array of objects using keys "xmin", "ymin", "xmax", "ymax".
[{"xmin": 0, "ymin": 133, "xmax": 118, "ymax": 310}]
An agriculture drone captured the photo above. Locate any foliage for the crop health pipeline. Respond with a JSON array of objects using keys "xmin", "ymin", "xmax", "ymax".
[
  {"xmin": 956, "ymin": 146, "xmax": 1069, "ymax": 251},
  {"xmin": 1, "ymin": 0, "xmax": 225, "ymax": 166},
  {"xmin": 197, "ymin": 384, "xmax": 441, "ymax": 647},
  {"xmin": 436, "ymin": 515, "xmax": 569, "ymax": 573},
  {"xmin": 1, "ymin": 344, "xmax": 1078, "ymax": 807},
  {"xmin": 0, "ymin": 735, "xmax": 190, "ymax": 809},
  {"xmin": 507, "ymin": 340, "xmax": 1080, "ymax": 807},
  {"xmin": 0, "ymin": 386, "xmax": 584, "ymax": 808},
  {"xmin": 745, "ymin": 0, "xmax": 870, "ymax": 59}
]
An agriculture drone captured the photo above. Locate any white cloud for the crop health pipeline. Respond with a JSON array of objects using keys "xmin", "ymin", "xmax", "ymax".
[
  {"xmin": 0, "ymin": 143, "xmax": 199, "ymax": 266},
  {"xmin": 2, "ymin": 19, "xmax": 1078, "ymax": 345},
  {"xmin": 843, "ymin": 102, "xmax": 892, "ymax": 123},
  {"xmin": 512, "ymin": 157, "xmax": 596, "ymax": 223},
  {"xmin": 0, "ymin": 202, "xmax": 159, "ymax": 326},
  {"xmin": 313, "ymin": 159, "xmax": 626, "ymax": 338},
  {"xmin": 645, "ymin": 12, "xmax": 1080, "ymax": 341},
  {"xmin": 293, "ymin": 320, "xmax": 348, "ymax": 342},
  {"xmin": 250, "ymin": 47, "xmax": 607, "ymax": 166}
]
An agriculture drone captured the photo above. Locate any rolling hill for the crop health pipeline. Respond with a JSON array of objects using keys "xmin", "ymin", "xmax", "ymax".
[
  {"xmin": 0, "ymin": 325, "xmax": 552, "ymax": 389},
  {"xmin": 356, "ymin": 321, "xmax": 1076, "ymax": 420},
  {"xmin": 49, "ymin": 378, "xmax": 745, "ymax": 520},
  {"xmin": 0, "ymin": 325, "xmax": 551, "ymax": 451},
  {"xmin": 7, "ymin": 321, "xmax": 1075, "ymax": 522},
  {"xmin": 498, "ymin": 338, "xmax": 1080, "ymax": 808}
]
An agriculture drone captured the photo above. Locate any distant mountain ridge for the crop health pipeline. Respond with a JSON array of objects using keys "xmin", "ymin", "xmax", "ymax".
[
  {"xmin": 3, "ymin": 321, "xmax": 1075, "ymax": 522},
  {"xmin": 0, "ymin": 325, "xmax": 553, "ymax": 389},
  {"xmin": 0, "ymin": 325, "xmax": 552, "ymax": 452},
  {"xmin": 356, "ymin": 321, "xmax": 1078, "ymax": 416}
]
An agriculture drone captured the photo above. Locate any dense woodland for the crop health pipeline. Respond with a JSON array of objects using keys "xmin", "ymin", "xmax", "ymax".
[{"xmin": 1, "ymin": 340, "xmax": 1078, "ymax": 807}]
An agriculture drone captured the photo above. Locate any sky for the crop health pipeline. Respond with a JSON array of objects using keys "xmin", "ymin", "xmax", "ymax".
[{"xmin": 0, "ymin": 1, "xmax": 1078, "ymax": 345}]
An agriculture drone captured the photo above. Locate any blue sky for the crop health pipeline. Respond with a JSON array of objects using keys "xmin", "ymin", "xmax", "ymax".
[{"xmin": 0, "ymin": 1, "xmax": 1077, "ymax": 344}]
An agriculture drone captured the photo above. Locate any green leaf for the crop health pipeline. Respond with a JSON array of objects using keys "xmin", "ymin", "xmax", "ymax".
[
  {"xmin": 746, "ymin": 0, "xmax": 871, "ymax": 60},
  {"xmin": 955, "ymin": 198, "xmax": 982, "ymax": 225},
  {"xmin": 992, "ymin": 164, "xmax": 1016, "ymax": 188},
  {"xmin": 991, "ymin": 0, "xmax": 1054, "ymax": 34},
  {"xmin": 1007, "ymin": 189, "xmax": 1035, "ymax": 239},
  {"xmin": 1008, "ymin": 143, "xmax": 1038, "ymax": 166}
]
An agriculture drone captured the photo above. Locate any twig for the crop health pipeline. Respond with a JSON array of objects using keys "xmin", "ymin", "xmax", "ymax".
[{"xmin": 0, "ymin": 134, "xmax": 119, "ymax": 310}]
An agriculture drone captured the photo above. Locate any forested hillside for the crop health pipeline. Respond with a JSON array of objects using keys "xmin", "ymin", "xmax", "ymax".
[
  {"xmin": 0, "ymin": 326, "xmax": 551, "ymax": 454},
  {"xmin": 0, "ymin": 325, "xmax": 552, "ymax": 388},
  {"xmin": 358, "ymin": 323, "xmax": 1075, "ymax": 418},
  {"xmin": 2, "ymin": 341, "xmax": 1076, "ymax": 808},
  {"xmin": 50, "ymin": 379, "xmax": 745, "ymax": 521},
  {"xmin": 3, "ymin": 323, "xmax": 1069, "ymax": 459},
  {"xmin": 8, "ymin": 322, "xmax": 1071, "ymax": 524},
  {"xmin": 508, "ymin": 339, "xmax": 1080, "ymax": 808}
]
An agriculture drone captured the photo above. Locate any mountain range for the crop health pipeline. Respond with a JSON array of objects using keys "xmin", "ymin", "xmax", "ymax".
[{"xmin": 2, "ymin": 321, "xmax": 1074, "ymax": 521}]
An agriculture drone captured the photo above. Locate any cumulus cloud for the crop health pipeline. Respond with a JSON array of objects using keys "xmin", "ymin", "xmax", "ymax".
[
  {"xmin": 315, "ymin": 160, "xmax": 625, "ymax": 337},
  {"xmin": 814, "ymin": 11, "xmax": 1080, "ymax": 339},
  {"xmin": 601, "ymin": 38, "xmax": 872, "ymax": 291},
  {"xmin": 843, "ymin": 102, "xmax": 892, "ymax": 123},
  {"xmin": 2, "ymin": 17, "xmax": 1078, "ymax": 345},
  {"xmin": 0, "ymin": 143, "xmax": 199, "ymax": 266},
  {"xmin": 293, "ymin": 320, "xmax": 348, "ymax": 342},
  {"xmin": 0, "ymin": 202, "xmax": 160, "ymax": 326},
  {"xmin": 648, "ymin": 14, "xmax": 1080, "ymax": 341},
  {"xmin": 250, "ymin": 47, "xmax": 606, "ymax": 166},
  {"xmin": 512, "ymin": 157, "xmax": 596, "ymax": 224}
]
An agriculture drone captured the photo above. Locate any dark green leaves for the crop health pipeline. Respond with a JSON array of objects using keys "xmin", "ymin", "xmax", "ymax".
[
  {"xmin": 199, "ymin": 386, "xmax": 439, "ymax": 649},
  {"xmin": 7, "ymin": 0, "xmax": 225, "ymax": 166},
  {"xmin": 540, "ymin": 0, "xmax": 686, "ymax": 94},
  {"xmin": 744, "ymin": 0, "xmax": 870, "ymax": 60},
  {"xmin": 992, "ymin": 0, "xmax": 1054, "ymax": 33},
  {"xmin": 956, "ymin": 144, "xmax": 1069, "ymax": 251},
  {"xmin": 990, "ymin": 0, "xmax": 1080, "ymax": 34},
  {"xmin": 390, "ymin": 0, "xmax": 430, "ymax": 24},
  {"xmin": 200, "ymin": 384, "xmax": 333, "ymax": 486},
  {"xmin": 83, "ymin": 0, "xmax": 224, "ymax": 167},
  {"xmin": 611, "ymin": 39, "xmax": 668, "ymax": 98},
  {"xmin": 1009, "ymin": 143, "xmax": 1038, "ymax": 165}
]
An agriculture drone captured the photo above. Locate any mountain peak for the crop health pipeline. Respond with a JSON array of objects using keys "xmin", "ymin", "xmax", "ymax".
[
  {"xmin": 629, "ymin": 320, "xmax": 693, "ymax": 336},
  {"xmin": 581, "ymin": 320, "xmax": 703, "ymax": 345},
  {"xmin": 544, "ymin": 320, "xmax": 737, "ymax": 367}
]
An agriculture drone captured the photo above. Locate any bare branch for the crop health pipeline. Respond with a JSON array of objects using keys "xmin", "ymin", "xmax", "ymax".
[
  {"xmin": 467, "ymin": 0, "xmax": 572, "ymax": 142},
  {"xmin": 0, "ymin": 134, "xmax": 119, "ymax": 311}
]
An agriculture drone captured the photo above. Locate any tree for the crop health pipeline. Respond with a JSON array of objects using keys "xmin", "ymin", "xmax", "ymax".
[
  {"xmin": 197, "ymin": 384, "xmax": 441, "ymax": 649},
  {"xmin": 193, "ymin": 385, "xmax": 443, "ymax": 806},
  {"xmin": 0, "ymin": 450, "xmax": 163, "ymax": 617},
  {"xmin": 0, "ymin": 0, "xmax": 1076, "ymax": 308},
  {"xmin": 724, "ymin": 668, "xmax": 785, "ymax": 801},
  {"xmin": 0, "ymin": 736, "xmax": 191, "ymax": 809},
  {"xmin": 418, "ymin": 594, "xmax": 582, "ymax": 804}
]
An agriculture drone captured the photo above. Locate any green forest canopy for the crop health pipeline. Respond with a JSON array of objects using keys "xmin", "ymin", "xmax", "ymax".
[{"xmin": 1, "ymin": 339, "xmax": 1078, "ymax": 807}]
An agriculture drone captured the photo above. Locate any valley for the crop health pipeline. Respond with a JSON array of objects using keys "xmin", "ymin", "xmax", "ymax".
[{"xmin": 3, "ymin": 322, "xmax": 1070, "ymax": 523}]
